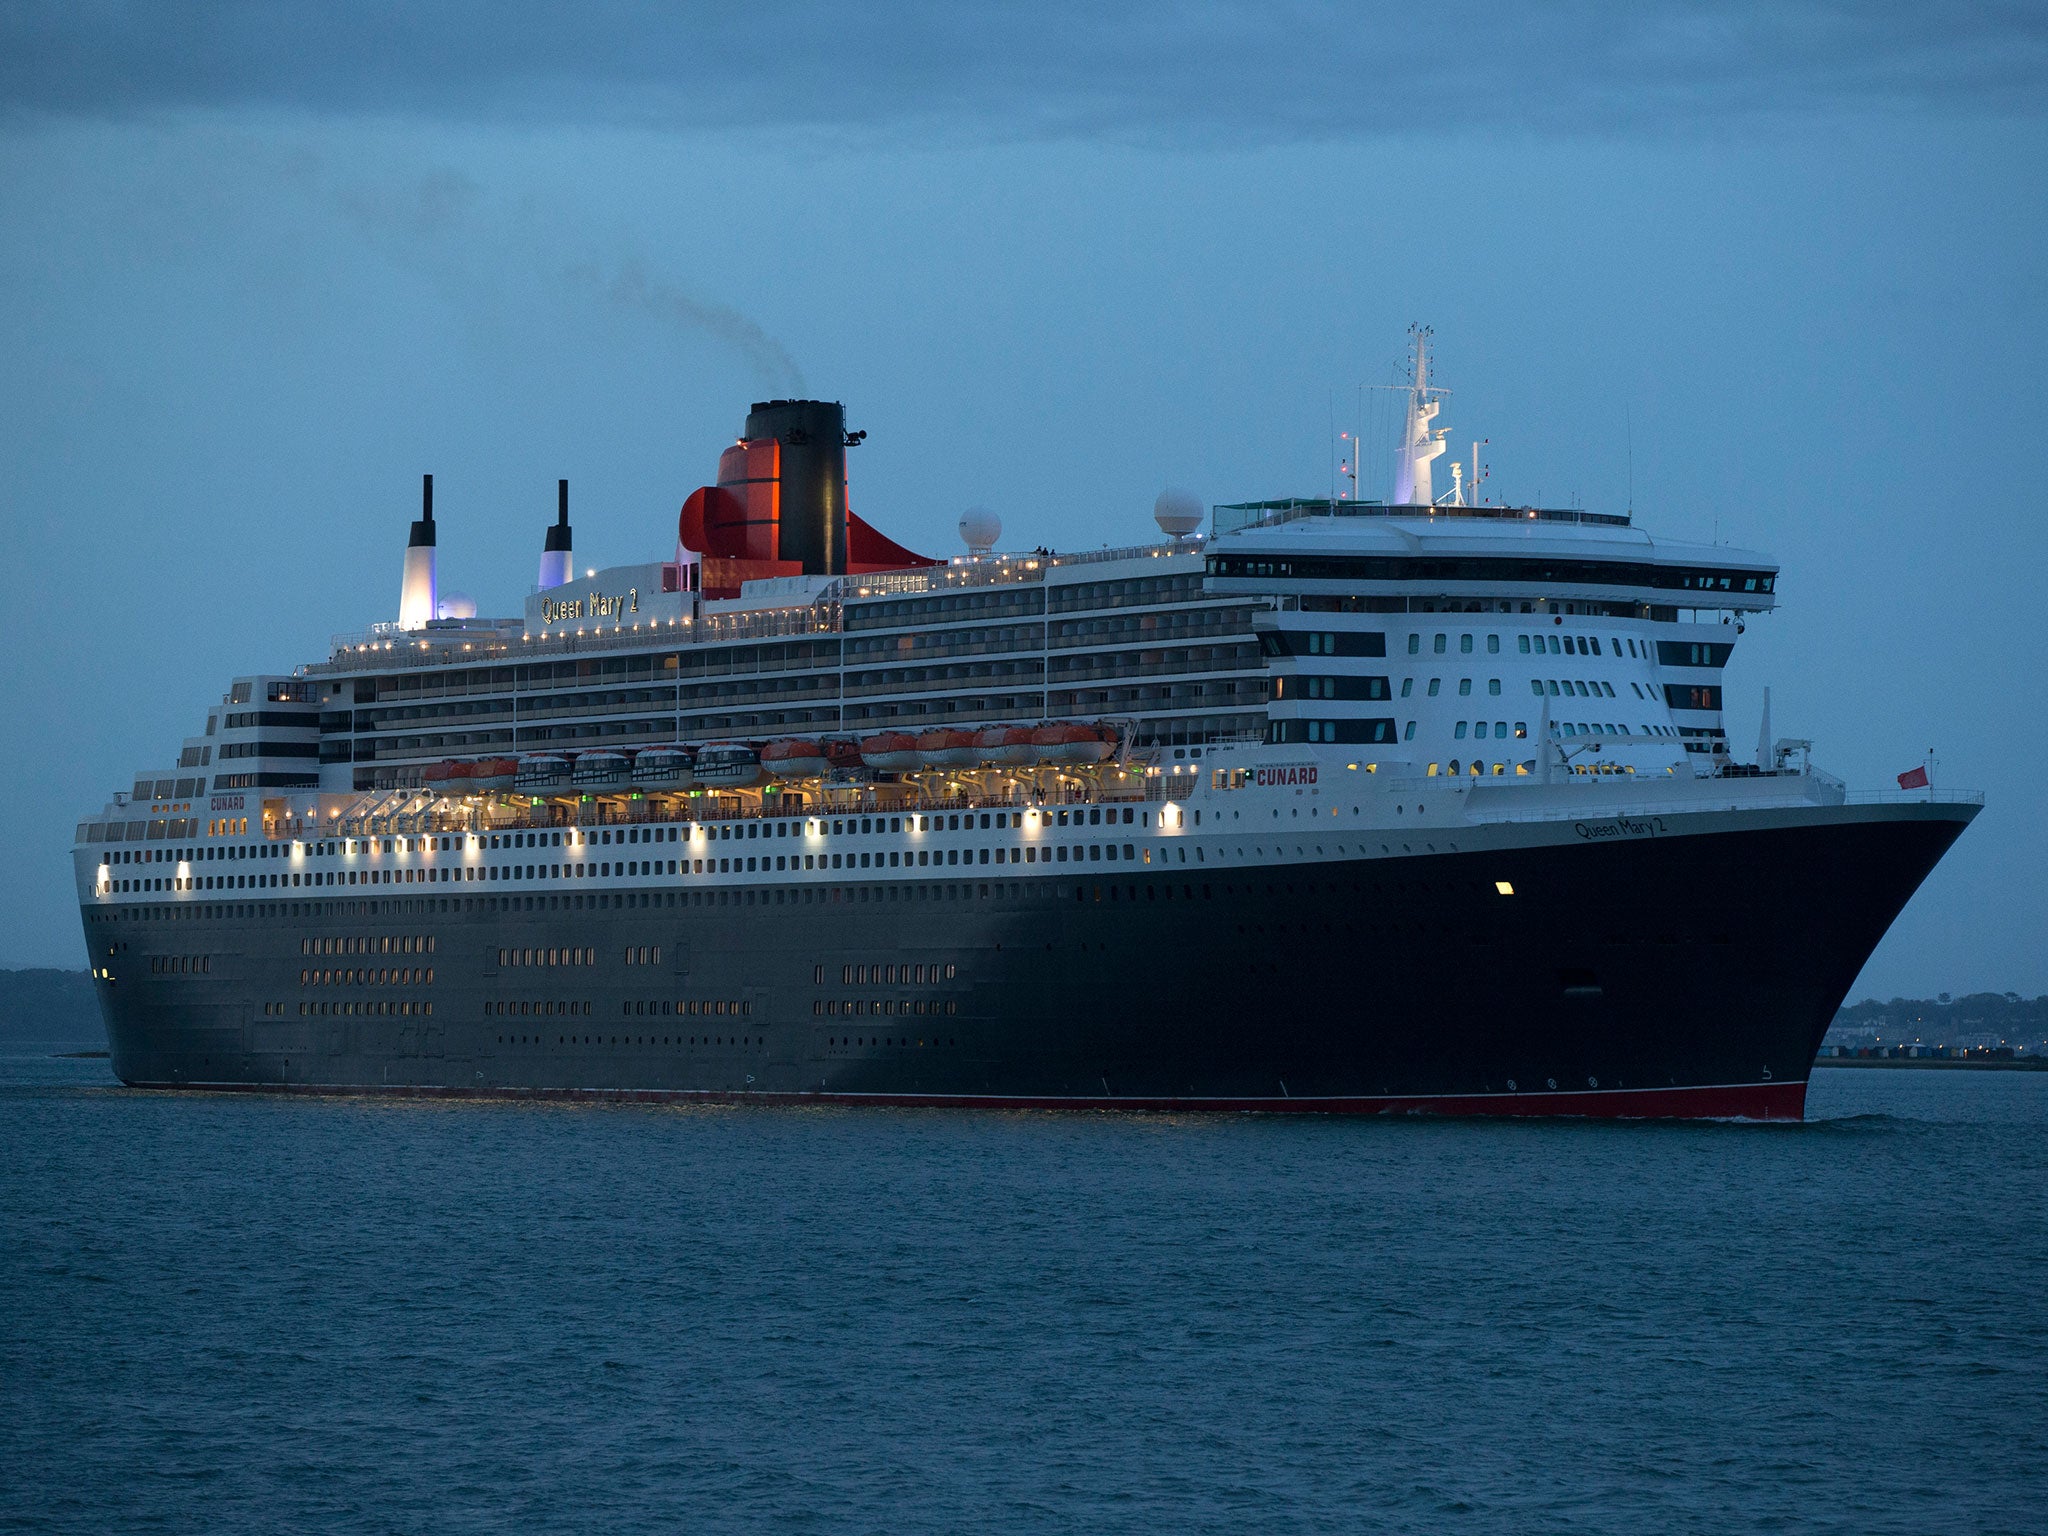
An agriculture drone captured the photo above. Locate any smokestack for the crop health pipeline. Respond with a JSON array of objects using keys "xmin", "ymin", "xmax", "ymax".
[
  {"xmin": 739, "ymin": 399, "xmax": 849, "ymax": 575},
  {"xmin": 398, "ymin": 473, "xmax": 438, "ymax": 630},
  {"xmin": 538, "ymin": 478, "xmax": 574, "ymax": 591}
]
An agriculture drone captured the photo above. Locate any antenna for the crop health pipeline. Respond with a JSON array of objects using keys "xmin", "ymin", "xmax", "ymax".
[
  {"xmin": 1626, "ymin": 403, "xmax": 1634, "ymax": 513},
  {"xmin": 1328, "ymin": 391, "xmax": 1336, "ymax": 502},
  {"xmin": 1393, "ymin": 324, "xmax": 1448, "ymax": 505}
]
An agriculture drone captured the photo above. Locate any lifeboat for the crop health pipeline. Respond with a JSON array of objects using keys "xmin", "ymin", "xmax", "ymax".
[
  {"xmin": 975, "ymin": 725, "xmax": 1037, "ymax": 766},
  {"xmin": 515, "ymin": 754, "xmax": 569, "ymax": 791},
  {"xmin": 822, "ymin": 738, "xmax": 865, "ymax": 774},
  {"xmin": 470, "ymin": 756, "xmax": 520, "ymax": 791},
  {"xmin": 630, "ymin": 747, "xmax": 694, "ymax": 790},
  {"xmin": 859, "ymin": 731, "xmax": 922, "ymax": 773},
  {"xmin": 694, "ymin": 741, "xmax": 763, "ymax": 789},
  {"xmin": 916, "ymin": 727, "xmax": 982, "ymax": 769},
  {"xmin": 761, "ymin": 737, "xmax": 830, "ymax": 779},
  {"xmin": 423, "ymin": 759, "xmax": 473, "ymax": 790},
  {"xmin": 571, "ymin": 751, "xmax": 629, "ymax": 789},
  {"xmin": 1031, "ymin": 722, "xmax": 1116, "ymax": 765}
]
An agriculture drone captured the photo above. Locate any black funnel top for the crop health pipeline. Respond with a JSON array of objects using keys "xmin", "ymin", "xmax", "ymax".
[
  {"xmin": 745, "ymin": 399, "xmax": 848, "ymax": 575},
  {"xmin": 409, "ymin": 473, "xmax": 436, "ymax": 548},
  {"xmin": 545, "ymin": 478, "xmax": 572, "ymax": 552}
]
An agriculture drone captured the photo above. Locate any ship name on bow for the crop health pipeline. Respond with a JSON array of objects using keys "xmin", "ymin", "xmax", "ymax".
[{"xmin": 1574, "ymin": 815, "xmax": 1670, "ymax": 841}]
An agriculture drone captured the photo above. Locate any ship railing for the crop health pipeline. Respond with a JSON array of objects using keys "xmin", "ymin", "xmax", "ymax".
[
  {"xmin": 458, "ymin": 774, "xmax": 1197, "ymax": 832},
  {"xmin": 694, "ymin": 602, "xmax": 841, "ymax": 643},
  {"xmin": 313, "ymin": 618, "xmax": 697, "ymax": 676},
  {"xmin": 1044, "ymin": 541, "xmax": 1203, "ymax": 569},
  {"xmin": 1210, "ymin": 499, "xmax": 1633, "ymax": 536},
  {"xmin": 841, "ymin": 559, "xmax": 1049, "ymax": 598},
  {"xmin": 838, "ymin": 542, "xmax": 1198, "ymax": 602},
  {"xmin": 1841, "ymin": 789, "xmax": 1985, "ymax": 807}
]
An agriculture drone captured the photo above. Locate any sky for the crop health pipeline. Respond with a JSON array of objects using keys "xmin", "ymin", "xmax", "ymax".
[{"xmin": 2, "ymin": 2, "xmax": 2043, "ymax": 997}]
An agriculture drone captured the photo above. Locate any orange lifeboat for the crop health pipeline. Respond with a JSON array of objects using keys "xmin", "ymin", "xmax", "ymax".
[
  {"xmin": 1031, "ymin": 722, "xmax": 1116, "ymax": 765},
  {"xmin": 761, "ymin": 737, "xmax": 830, "ymax": 778},
  {"xmin": 471, "ymin": 756, "xmax": 520, "ymax": 791},
  {"xmin": 976, "ymin": 725, "xmax": 1037, "ymax": 766},
  {"xmin": 917, "ymin": 728, "xmax": 981, "ymax": 769},
  {"xmin": 423, "ymin": 759, "xmax": 470, "ymax": 787},
  {"xmin": 859, "ymin": 731, "xmax": 922, "ymax": 773}
]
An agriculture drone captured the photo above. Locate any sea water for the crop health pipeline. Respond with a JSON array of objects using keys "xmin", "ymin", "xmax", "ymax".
[{"xmin": 3, "ymin": 1052, "xmax": 2043, "ymax": 1535}]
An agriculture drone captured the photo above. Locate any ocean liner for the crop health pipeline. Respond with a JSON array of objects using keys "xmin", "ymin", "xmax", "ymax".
[{"xmin": 74, "ymin": 334, "xmax": 1977, "ymax": 1118}]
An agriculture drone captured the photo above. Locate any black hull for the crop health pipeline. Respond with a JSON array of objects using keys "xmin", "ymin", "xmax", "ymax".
[{"xmin": 85, "ymin": 804, "xmax": 1971, "ymax": 1120}]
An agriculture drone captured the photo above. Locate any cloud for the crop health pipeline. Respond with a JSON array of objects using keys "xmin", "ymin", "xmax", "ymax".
[{"xmin": 3, "ymin": 1, "xmax": 2042, "ymax": 141}]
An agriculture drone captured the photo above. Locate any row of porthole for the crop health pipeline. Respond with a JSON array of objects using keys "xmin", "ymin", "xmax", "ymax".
[
  {"xmin": 815, "ymin": 1000, "xmax": 961, "ymax": 1017},
  {"xmin": 490, "ymin": 1034, "xmax": 767, "ymax": 1048},
  {"xmin": 827, "ymin": 1037, "xmax": 955, "ymax": 1048},
  {"xmin": 623, "ymin": 999, "xmax": 753, "ymax": 1017}
]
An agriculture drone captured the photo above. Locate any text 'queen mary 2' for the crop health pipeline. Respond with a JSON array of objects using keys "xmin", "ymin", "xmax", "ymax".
[{"xmin": 74, "ymin": 335, "xmax": 1978, "ymax": 1119}]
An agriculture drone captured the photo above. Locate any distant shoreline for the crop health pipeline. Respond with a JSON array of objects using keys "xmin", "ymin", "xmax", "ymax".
[{"xmin": 1814, "ymin": 1057, "xmax": 2046, "ymax": 1072}]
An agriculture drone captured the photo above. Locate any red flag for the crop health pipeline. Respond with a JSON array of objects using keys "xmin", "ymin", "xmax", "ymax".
[{"xmin": 1897, "ymin": 765, "xmax": 1929, "ymax": 790}]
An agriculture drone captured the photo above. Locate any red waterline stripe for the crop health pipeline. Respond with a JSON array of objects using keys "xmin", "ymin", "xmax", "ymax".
[{"xmin": 121, "ymin": 1078, "xmax": 1809, "ymax": 1121}]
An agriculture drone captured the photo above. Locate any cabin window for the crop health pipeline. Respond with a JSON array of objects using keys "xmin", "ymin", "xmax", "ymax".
[
  {"xmin": 1427, "ymin": 679, "xmax": 1441, "ymax": 697},
  {"xmin": 1403, "ymin": 722, "xmax": 1415, "ymax": 741},
  {"xmin": 1454, "ymin": 722, "xmax": 1468, "ymax": 739},
  {"xmin": 1407, "ymin": 634, "xmax": 1421, "ymax": 655},
  {"xmin": 1460, "ymin": 634, "xmax": 1473, "ymax": 654},
  {"xmin": 1518, "ymin": 635, "xmax": 1531, "ymax": 654},
  {"xmin": 1458, "ymin": 679, "xmax": 1472, "ymax": 696},
  {"xmin": 1487, "ymin": 635, "xmax": 1500, "ymax": 654},
  {"xmin": 1400, "ymin": 678, "xmax": 1413, "ymax": 697},
  {"xmin": 1433, "ymin": 634, "xmax": 1447, "ymax": 654}
]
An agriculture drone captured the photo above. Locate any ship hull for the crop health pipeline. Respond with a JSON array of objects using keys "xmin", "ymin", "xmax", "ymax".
[{"xmin": 83, "ymin": 802, "xmax": 1971, "ymax": 1120}]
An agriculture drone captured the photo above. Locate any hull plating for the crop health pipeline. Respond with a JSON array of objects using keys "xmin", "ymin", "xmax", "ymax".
[{"xmin": 85, "ymin": 805, "xmax": 1969, "ymax": 1120}]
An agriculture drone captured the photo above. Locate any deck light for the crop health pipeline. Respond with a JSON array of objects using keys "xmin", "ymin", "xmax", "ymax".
[{"xmin": 1494, "ymin": 881, "xmax": 1514, "ymax": 895}]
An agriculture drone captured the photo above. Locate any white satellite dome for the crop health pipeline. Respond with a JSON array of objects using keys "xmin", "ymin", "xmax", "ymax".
[
  {"xmin": 959, "ymin": 505, "xmax": 1001, "ymax": 557},
  {"xmin": 436, "ymin": 592, "xmax": 477, "ymax": 620},
  {"xmin": 1153, "ymin": 488, "xmax": 1204, "ymax": 540}
]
